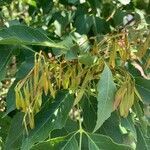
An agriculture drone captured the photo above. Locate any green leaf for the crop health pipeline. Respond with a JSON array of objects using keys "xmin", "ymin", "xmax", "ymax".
[
  {"xmin": 0, "ymin": 0, "xmax": 12, "ymax": 6},
  {"xmin": 21, "ymin": 91, "xmax": 74, "ymax": 150},
  {"xmin": 5, "ymin": 80, "xmax": 17, "ymax": 115},
  {"xmin": 78, "ymin": 54, "xmax": 97, "ymax": 66},
  {"xmin": 136, "ymin": 125, "xmax": 150, "ymax": 150},
  {"xmin": 65, "ymin": 49, "xmax": 78, "ymax": 60},
  {"xmin": 121, "ymin": 114, "xmax": 137, "ymax": 140},
  {"xmin": 37, "ymin": 0, "xmax": 53, "ymax": 14},
  {"xmin": 31, "ymin": 133, "xmax": 78, "ymax": 150},
  {"xmin": 73, "ymin": 33, "xmax": 90, "ymax": 52},
  {"xmin": 92, "ymin": 16, "xmax": 110, "ymax": 34},
  {"xmin": 51, "ymin": 119, "xmax": 78, "ymax": 138},
  {"xmin": 53, "ymin": 12, "xmax": 71, "ymax": 37},
  {"xmin": 88, "ymin": 0, "xmax": 101, "ymax": 10},
  {"xmin": 135, "ymin": 77, "xmax": 150, "ymax": 104},
  {"xmin": 0, "ymin": 113, "xmax": 11, "ymax": 142},
  {"xmin": 32, "ymin": 131, "xmax": 132, "ymax": 150},
  {"xmin": 5, "ymin": 113, "xmax": 24, "ymax": 150},
  {"xmin": 0, "ymin": 47, "xmax": 14, "ymax": 81},
  {"xmin": 15, "ymin": 56, "xmax": 34, "ymax": 80},
  {"xmin": 74, "ymin": 14, "xmax": 93, "ymax": 34},
  {"xmin": 0, "ymin": 25, "xmax": 65, "ymax": 49},
  {"xmin": 113, "ymin": 10, "xmax": 127, "ymax": 27},
  {"xmin": 86, "ymin": 133, "xmax": 132, "ymax": 150},
  {"xmin": 94, "ymin": 64, "xmax": 116, "ymax": 132},
  {"xmin": 99, "ymin": 112, "xmax": 123, "ymax": 144},
  {"xmin": 133, "ymin": 101, "xmax": 148, "ymax": 136},
  {"xmin": 81, "ymin": 96, "xmax": 97, "ymax": 132}
]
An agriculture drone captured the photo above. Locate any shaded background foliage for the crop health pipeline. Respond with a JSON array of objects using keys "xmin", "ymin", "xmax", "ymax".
[{"xmin": 0, "ymin": 0, "xmax": 150, "ymax": 150}]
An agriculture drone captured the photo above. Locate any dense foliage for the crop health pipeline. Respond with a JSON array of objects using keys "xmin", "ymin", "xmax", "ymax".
[{"xmin": 0, "ymin": 0, "xmax": 150, "ymax": 150}]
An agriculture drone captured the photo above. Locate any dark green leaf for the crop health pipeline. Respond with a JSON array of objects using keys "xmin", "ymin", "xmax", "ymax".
[
  {"xmin": 74, "ymin": 14, "xmax": 93, "ymax": 34},
  {"xmin": 31, "ymin": 132, "xmax": 78, "ymax": 150},
  {"xmin": 0, "ymin": 47, "xmax": 13, "ymax": 81},
  {"xmin": 136, "ymin": 125, "xmax": 150, "ymax": 150},
  {"xmin": 0, "ymin": 112, "xmax": 11, "ymax": 141},
  {"xmin": 81, "ymin": 96, "xmax": 97, "ymax": 132},
  {"xmin": 5, "ymin": 113, "xmax": 24, "ymax": 150},
  {"xmin": 15, "ymin": 56, "xmax": 34, "ymax": 80},
  {"xmin": 135, "ymin": 77, "xmax": 150, "ymax": 104},
  {"xmin": 53, "ymin": 12, "xmax": 72, "ymax": 37},
  {"xmin": 0, "ymin": 0, "xmax": 12, "ymax": 6},
  {"xmin": 133, "ymin": 101, "xmax": 148, "ymax": 136},
  {"xmin": 121, "ymin": 114, "xmax": 137, "ymax": 140},
  {"xmin": 92, "ymin": 16, "xmax": 110, "ymax": 34},
  {"xmin": 51, "ymin": 119, "xmax": 78, "ymax": 138},
  {"xmin": 99, "ymin": 112, "xmax": 123, "ymax": 144},
  {"xmin": 113, "ymin": 10, "xmax": 127, "ymax": 27},
  {"xmin": 87, "ymin": 133, "xmax": 132, "ymax": 150},
  {"xmin": 0, "ymin": 25, "xmax": 65, "ymax": 49},
  {"xmin": 88, "ymin": 0, "xmax": 101, "ymax": 10},
  {"xmin": 37, "ymin": 0, "xmax": 53, "ymax": 14},
  {"xmin": 21, "ymin": 91, "xmax": 74, "ymax": 150},
  {"xmin": 5, "ymin": 80, "xmax": 17, "ymax": 115}
]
